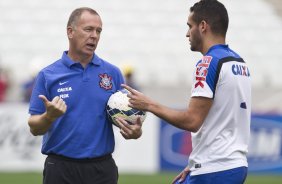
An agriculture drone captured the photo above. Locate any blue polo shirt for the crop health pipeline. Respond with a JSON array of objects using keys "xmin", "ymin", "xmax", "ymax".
[{"xmin": 29, "ymin": 51, "xmax": 124, "ymax": 159}]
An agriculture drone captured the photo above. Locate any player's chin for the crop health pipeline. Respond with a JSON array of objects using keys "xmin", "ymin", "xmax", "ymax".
[
  {"xmin": 83, "ymin": 48, "xmax": 96, "ymax": 56},
  {"xmin": 190, "ymin": 45, "xmax": 196, "ymax": 51}
]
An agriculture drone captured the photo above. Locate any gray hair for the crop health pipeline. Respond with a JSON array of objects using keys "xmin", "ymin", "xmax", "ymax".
[{"xmin": 67, "ymin": 7, "xmax": 100, "ymax": 28}]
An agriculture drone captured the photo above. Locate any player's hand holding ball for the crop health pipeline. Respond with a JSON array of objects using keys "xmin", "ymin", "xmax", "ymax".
[
  {"xmin": 106, "ymin": 88, "xmax": 146, "ymax": 126},
  {"xmin": 106, "ymin": 88, "xmax": 146, "ymax": 139}
]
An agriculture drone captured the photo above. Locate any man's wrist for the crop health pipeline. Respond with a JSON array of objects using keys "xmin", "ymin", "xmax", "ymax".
[{"xmin": 43, "ymin": 113, "xmax": 56, "ymax": 123}]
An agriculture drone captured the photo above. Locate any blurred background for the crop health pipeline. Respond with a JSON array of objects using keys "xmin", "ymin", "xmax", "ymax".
[{"xmin": 0, "ymin": 0, "xmax": 282, "ymax": 183}]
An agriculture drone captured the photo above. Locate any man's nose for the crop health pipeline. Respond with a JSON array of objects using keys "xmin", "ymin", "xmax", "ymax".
[
  {"xmin": 90, "ymin": 30, "xmax": 98, "ymax": 38},
  {"xmin": 186, "ymin": 31, "xmax": 190, "ymax": 37}
]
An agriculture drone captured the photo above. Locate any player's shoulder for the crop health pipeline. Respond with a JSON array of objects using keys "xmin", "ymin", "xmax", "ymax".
[
  {"xmin": 39, "ymin": 59, "xmax": 64, "ymax": 74},
  {"xmin": 195, "ymin": 45, "xmax": 244, "ymax": 72},
  {"xmin": 207, "ymin": 44, "xmax": 243, "ymax": 62},
  {"xmin": 95, "ymin": 54, "xmax": 121, "ymax": 73},
  {"xmin": 197, "ymin": 45, "xmax": 243, "ymax": 70}
]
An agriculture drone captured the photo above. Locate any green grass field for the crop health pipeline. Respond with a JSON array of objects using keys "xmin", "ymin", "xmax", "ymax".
[{"xmin": 0, "ymin": 172, "xmax": 281, "ymax": 184}]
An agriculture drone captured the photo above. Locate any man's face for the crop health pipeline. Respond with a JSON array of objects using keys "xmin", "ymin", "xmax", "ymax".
[
  {"xmin": 67, "ymin": 11, "xmax": 102, "ymax": 57},
  {"xmin": 186, "ymin": 12, "xmax": 202, "ymax": 52}
]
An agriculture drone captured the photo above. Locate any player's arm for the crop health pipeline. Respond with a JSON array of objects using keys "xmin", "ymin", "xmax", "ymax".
[
  {"xmin": 122, "ymin": 84, "xmax": 212, "ymax": 132},
  {"xmin": 28, "ymin": 113, "xmax": 56, "ymax": 136},
  {"xmin": 149, "ymin": 96, "xmax": 212, "ymax": 132},
  {"xmin": 28, "ymin": 95, "xmax": 67, "ymax": 136}
]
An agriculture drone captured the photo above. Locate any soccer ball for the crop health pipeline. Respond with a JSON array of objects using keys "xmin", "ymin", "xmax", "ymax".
[{"xmin": 106, "ymin": 89, "xmax": 146, "ymax": 126}]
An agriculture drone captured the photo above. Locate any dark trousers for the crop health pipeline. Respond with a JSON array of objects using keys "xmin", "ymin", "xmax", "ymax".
[{"xmin": 43, "ymin": 154, "xmax": 118, "ymax": 184}]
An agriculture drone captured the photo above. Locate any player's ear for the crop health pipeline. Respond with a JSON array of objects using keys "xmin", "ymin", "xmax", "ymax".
[
  {"xmin": 67, "ymin": 26, "xmax": 74, "ymax": 39},
  {"xmin": 199, "ymin": 20, "xmax": 208, "ymax": 33}
]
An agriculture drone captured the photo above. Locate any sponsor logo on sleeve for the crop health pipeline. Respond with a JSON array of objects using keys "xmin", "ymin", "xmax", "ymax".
[{"xmin": 195, "ymin": 56, "xmax": 212, "ymax": 88}]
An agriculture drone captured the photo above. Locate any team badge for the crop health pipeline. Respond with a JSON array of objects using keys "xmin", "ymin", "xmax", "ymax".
[
  {"xmin": 195, "ymin": 56, "xmax": 212, "ymax": 88},
  {"xmin": 99, "ymin": 73, "xmax": 113, "ymax": 90}
]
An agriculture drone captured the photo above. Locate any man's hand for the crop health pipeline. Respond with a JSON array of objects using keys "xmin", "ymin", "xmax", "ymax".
[
  {"xmin": 28, "ymin": 95, "xmax": 67, "ymax": 136},
  {"xmin": 115, "ymin": 117, "xmax": 143, "ymax": 139},
  {"xmin": 121, "ymin": 84, "xmax": 153, "ymax": 112},
  {"xmin": 39, "ymin": 95, "xmax": 67, "ymax": 122},
  {"xmin": 171, "ymin": 166, "xmax": 190, "ymax": 184}
]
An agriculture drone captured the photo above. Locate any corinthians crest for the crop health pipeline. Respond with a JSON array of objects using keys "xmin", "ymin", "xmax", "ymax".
[{"xmin": 99, "ymin": 73, "xmax": 113, "ymax": 90}]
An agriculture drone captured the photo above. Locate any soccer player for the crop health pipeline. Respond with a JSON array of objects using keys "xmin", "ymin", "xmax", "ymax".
[
  {"xmin": 122, "ymin": 0, "xmax": 251, "ymax": 183},
  {"xmin": 27, "ymin": 7, "xmax": 142, "ymax": 184}
]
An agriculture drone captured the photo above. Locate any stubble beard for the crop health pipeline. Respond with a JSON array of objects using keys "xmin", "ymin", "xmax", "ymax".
[{"xmin": 190, "ymin": 36, "xmax": 202, "ymax": 52}]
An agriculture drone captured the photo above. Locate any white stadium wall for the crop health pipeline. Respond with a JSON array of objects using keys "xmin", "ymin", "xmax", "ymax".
[{"xmin": 0, "ymin": 103, "xmax": 44, "ymax": 171}]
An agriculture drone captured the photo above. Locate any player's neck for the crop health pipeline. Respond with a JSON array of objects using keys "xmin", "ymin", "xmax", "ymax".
[
  {"xmin": 67, "ymin": 50, "xmax": 93, "ymax": 68},
  {"xmin": 202, "ymin": 37, "xmax": 225, "ymax": 55}
]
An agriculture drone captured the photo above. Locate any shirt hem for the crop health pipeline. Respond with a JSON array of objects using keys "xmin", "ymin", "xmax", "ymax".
[{"xmin": 190, "ymin": 162, "xmax": 248, "ymax": 176}]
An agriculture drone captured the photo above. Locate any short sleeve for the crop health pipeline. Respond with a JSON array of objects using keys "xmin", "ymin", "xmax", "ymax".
[
  {"xmin": 115, "ymin": 68, "xmax": 125, "ymax": 91},
  {"xmin": 191, "ymin": 56, "xmax": 218, "ymax": 98},
  {"xmin": 28, "ymin": 71, "xmax": 48, "ymax": 115}
]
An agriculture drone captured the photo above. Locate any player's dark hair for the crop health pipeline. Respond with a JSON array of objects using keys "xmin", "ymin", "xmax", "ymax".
[
  {"xmin": 67, "ymin": 7, "xmax": 100, "ymax": 28},
  {"xmin": 190, "ymin": 0, "xmax": 229, "ymax": 37}
]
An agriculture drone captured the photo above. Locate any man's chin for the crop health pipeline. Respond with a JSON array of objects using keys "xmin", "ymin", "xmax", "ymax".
[
  {"xmin": 190, "ymin": 46, "xmax": 196, "ymax": 51},
  {"xmin": 190, "ymin": 45, "xmax": 200, "ymax": 52},
  {"xmin": 83, "ymin": 49, "xmax": 95, "ymax": 56}
]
